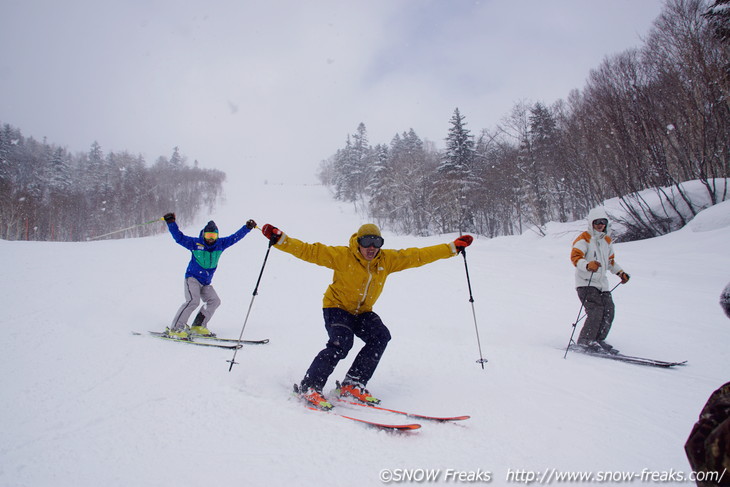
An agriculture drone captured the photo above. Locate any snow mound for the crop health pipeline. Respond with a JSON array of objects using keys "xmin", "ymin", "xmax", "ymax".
[{"xmin": 686, "ymin": 199, "xmax": 730, "ymax": 232}]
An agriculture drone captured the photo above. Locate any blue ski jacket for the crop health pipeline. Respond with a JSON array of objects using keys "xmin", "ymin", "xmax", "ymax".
[{"xmin": 167, "ymin": 221, "xmax": 252, "ymax": 285}]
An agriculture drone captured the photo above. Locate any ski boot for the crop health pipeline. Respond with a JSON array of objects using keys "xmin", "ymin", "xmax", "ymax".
[
  {"xmin": 576, "ymin": 339, "xmax": 604, "ymax": 353},
  {"xmin": 188, "ymin": 312, "xmax": 215, "ymax": 337},
  {"xmin": 336, "ymin": 380, "xmax": 381, "ymax": 405},
  {"xmin": 164, "ymin": 326, "xmax": 189, "ymax": 340},
  {"xmin": 597, "ymin": 340, "xmax": 619, "ymax": 355},
  {"xmin": 189, "ymin": 325, "xmax": 215, "ymax": 337},
  {"xmin": 294, "ymin": 384, "xmax": 333, "ymax": 411}
]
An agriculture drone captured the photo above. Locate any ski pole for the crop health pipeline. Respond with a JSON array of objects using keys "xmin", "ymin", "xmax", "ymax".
[
  {"xmin": 227, "ymin": 235, "xmax": 275, "ymax": 372},
  {"xmin": 460, "ymin": 248, "xmax": 488, "ymax": 369},
  {"xmin": 87, "ymin": 217, "xmax": 164, "ymax": 241},
  {"xmin": 572, "ymin": 282, "xmax": 621, "ymax": 327},
  {"xmin": 563, "ymin": 272, "xmax": 595, "ymax": 358}
]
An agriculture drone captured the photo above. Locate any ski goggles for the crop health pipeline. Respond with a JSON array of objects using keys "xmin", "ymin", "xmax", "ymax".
[
  {"xmin": 592, "ymin": 218, "xmax": 608, "ymax": 226},
  {"xmin": 203, "ymin": 232, "xmax": 218, "ymax": 240},
  {"xmin": 358, "ymin": 234, "xmax": 384, "ymax": 249}
]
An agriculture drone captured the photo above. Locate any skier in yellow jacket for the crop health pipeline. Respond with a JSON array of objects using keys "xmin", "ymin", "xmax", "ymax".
[{"xmin": 261, "ymin": 222, "xmax": 473, "ymax": 410}]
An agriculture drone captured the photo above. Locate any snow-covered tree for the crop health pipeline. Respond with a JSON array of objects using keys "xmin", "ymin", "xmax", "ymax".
[
  {"xmin": 435, "ymin": 108, "xmax": 477, "ymax": 233},
  {"xmin": 0, "ymin": 123, "xmax": 225, "ymax": 241},
  {"xmin": 704, "ymin": 0, "xmax": 730, "ymax": 42}
]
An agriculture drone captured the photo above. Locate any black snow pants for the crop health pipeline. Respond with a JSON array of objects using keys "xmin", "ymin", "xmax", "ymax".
[{"xmin": 300, "ymin": 308, "xmax": 391, "ymax": 392}]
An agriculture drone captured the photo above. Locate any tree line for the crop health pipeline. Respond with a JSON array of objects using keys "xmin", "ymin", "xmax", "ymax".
[
  {"xmin": 319, "ymin": 0, "xmax": 730, "ymax": 240},
  {"xmin": 0, "ymin": 125, "xmax": 225, "ymax": 241}
]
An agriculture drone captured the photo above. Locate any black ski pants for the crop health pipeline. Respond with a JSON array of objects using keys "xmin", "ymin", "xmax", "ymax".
[{"xmin": 300, "ymin": 308, "xmax": 391, "ymax": 392}]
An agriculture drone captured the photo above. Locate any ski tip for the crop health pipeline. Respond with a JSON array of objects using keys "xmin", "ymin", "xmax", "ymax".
[
  {"xmin": 447, "ymin": 415, "xmax": 471, "ymax": 421},
  {"xmin": 339, "ymin": 414, "xmax": 422, "ymax": 430},
  {"xmin": 422, "ymin": 415, "xmax": 471, "ymax": 422},
  {"xmin": 382, "ymin": 422, "xmax": 421, "ymax": 431}
]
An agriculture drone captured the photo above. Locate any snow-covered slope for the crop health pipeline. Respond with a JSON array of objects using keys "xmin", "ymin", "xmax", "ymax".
[{"xmin": 2, "ymin": 181, "xmax": 729, "ymax": 486}]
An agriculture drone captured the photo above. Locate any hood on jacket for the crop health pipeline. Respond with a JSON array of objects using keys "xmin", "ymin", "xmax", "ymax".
[{"xmin": 586, "ymin": 207, "xmax": 611, "ymax": 237}]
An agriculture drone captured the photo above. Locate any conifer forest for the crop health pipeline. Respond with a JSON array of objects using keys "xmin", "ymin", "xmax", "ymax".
[
  {"xmin": 0, "ymin": 131, "xmax": 224, "ymax": 241},
  {"xmin": 1, "ymin": 0, "xmax": 728, "ymax": 242},
  {"xmin": 319, "ymin": 0, "xmax": 729, "ymax": 241}
]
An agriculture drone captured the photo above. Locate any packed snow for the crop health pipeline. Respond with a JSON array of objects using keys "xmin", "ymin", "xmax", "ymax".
[{"xmin": 1, "ymin": 179, "xmax": 729, "ymax": 486}]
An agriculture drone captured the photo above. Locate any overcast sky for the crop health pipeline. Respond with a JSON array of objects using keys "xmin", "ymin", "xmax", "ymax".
[{"xmin": 0, "ymin": 0, "xmax": 665, "ymax": 186}]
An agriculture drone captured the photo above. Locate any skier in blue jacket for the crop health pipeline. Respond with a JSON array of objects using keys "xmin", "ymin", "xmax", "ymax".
[{"xmin": 163, "ymin": 213, "xmax": 256, "ymax": 339}]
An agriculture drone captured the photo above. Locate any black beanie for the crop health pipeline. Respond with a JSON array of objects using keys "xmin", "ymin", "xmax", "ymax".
[{"xmin": 203, "ymin": 221, "xmax": 218, "ymax": 234}]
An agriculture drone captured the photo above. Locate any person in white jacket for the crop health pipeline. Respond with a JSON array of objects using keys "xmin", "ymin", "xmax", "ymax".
[{"xmin": 570, "ymin": 207, "xmax": 630, "ymax": 353}]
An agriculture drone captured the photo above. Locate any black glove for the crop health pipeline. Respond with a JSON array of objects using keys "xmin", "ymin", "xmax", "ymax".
[
  {"xmin": 618, "ymin": 271, "xmax": 630, "ymax": 284},
  {"xmin": 163, "ymin": 213, "xmax": 176, "ymax": 223},
  {"xmin": 246, "ymin": 219, "xmax": 257, "ymax": 230}
]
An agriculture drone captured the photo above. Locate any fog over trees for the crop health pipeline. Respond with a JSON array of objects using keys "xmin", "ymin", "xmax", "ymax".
[
  {"xmin": 2, "ymin": 0, "xmax": 728, "ymax": 242},
  {"xmin": 319, "ymin": 0, "xmax": 729, "ymax": 241},
  {"xmin": 0, "ymin": 130, "xmax": 224, "ymax": 241}
]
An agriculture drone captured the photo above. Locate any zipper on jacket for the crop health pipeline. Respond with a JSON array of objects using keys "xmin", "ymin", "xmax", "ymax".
[{"xmin": 355, "ymin": 262, "xmax": 374, "ymax": 314}]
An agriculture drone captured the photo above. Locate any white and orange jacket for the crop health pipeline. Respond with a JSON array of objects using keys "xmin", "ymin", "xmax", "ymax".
[{"xmin": 570, "ymin": 207, "xmax": 626, "ymax": 291}]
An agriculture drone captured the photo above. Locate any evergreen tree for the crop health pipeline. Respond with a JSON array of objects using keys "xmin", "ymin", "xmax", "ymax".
[
  {"xmin": 527, "ymin": 102, "xmax": 560, "ymax": 226},
  {"xmin": 436, "ymin": 108, "xmax": 477, "ymax": 233},
  {"xmin": 389, "ymin": 129, "xmax": 434, "ymax": 235},
  {"xmin": 332, "ymin": 139, "xmax": 354, "ymax": 201},
  {"xmin": 439, "ymin": 108, "xmax": 475, "ymax": 178},
  {"xmin": 350, "ymin": 123, "xmax": 371, "ymax": 197},
  {"xmin": 0, "ymin": 123, "xmax": 225, "ymax": 241},
  {"xmin": 48, "ymin": 147, "xmax": 72, "ymax": 193},
  {"xmin": 170, "ymin": 146, "xmax": 183, "ymax": 167},
  {"xmin": 367, "ymin": 143, "xmax": 393, "ymax": 225},
  {"xmin": 0, "ymin": 125, "xmax": 18, "ymax": 213},
  {"xmin": 331, "ymin": 123, "xmax": 375, "ymax": 208},
  {"xmin": 704, "ymin": 0, "xmax": 730, "ymax": 42}
]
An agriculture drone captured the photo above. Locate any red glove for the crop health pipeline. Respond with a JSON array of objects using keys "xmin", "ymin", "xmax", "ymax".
[
  {"xmin": 618, "ymin": 271, "xmax": 630, "ymax": 284},
  {"xmin": 454, "ymin": 235, "xmax": 473, "ymax": 253},
  {"xmin": 586, "ymin": 261, "xmax": 601, "ymax": 272},
  {"xmin": 261, "ymin": 224, "xmax": 282, "ymax": 244}
]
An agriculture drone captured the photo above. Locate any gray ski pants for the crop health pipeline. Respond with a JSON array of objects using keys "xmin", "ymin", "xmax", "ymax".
[
  {"xmin": 576, "ymin": 286, "xmax": 615, "ymax": 343},
  {"xmin": 171, "ymin": 277, "xmax": 221, "ymax": 330}
]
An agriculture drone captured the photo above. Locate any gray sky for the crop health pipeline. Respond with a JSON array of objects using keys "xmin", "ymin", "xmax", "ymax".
[{"xmin": 0, "ymin": 0, "xmax": 665, "ymax": 186}]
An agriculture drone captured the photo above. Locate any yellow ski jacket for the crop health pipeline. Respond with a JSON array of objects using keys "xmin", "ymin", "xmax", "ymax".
[{"xmin": 274, "ymin": 232, "xmax": 458, "ymax": 315}]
